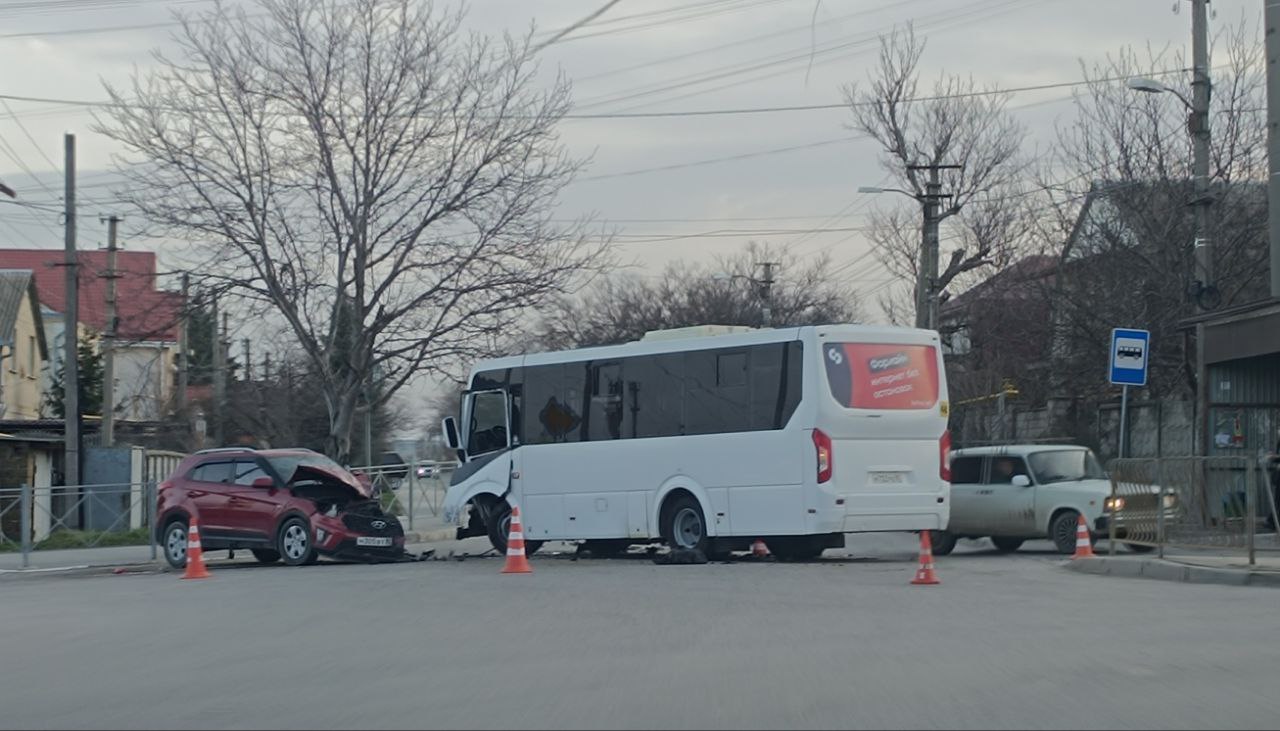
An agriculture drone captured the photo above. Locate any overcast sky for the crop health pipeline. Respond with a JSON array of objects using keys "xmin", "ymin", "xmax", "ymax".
[{"xmin": 0, "ymin": 0, "xmax": 1262, "ymax": 434}]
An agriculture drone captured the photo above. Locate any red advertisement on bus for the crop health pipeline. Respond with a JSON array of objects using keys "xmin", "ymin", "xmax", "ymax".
[{"xmin": 822, "ymin": 342, "xmax": 940, "ymax": 410}]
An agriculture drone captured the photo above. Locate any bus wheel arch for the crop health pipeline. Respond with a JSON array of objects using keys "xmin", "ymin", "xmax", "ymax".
[{"xmin": 657, "ymin": 487, "xmax": 715, "ymax": 553}]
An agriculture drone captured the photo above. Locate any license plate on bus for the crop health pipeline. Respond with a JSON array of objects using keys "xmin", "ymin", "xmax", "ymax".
[
  {"xmin": 869, "ymin": 472, "xmax": 908, "ymax": 485},
  {"xmin": 356, "ymin": 536, "xmax": 393, "ymax": 547}
]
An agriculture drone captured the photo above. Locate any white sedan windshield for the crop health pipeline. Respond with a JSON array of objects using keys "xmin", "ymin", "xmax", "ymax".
[{"xmin": 1028, "ymin": 450, "xmax": 1106, "ymax": 484}]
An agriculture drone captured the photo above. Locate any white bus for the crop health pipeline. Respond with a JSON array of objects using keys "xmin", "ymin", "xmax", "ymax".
[{"xmin": 440, "ymin": 324, "xmax": 951, "ymax": 560}]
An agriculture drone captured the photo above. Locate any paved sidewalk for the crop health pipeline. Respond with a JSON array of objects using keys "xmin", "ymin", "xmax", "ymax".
[{"xmin": 1065, "ymin": 553, "xmax": 1280, "ymax": 588}]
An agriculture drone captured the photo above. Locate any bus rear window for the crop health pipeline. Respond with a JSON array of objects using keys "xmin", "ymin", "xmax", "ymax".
[{"xmin": 823, "ymin": 342, "xmax": 939, "ymax": 410}]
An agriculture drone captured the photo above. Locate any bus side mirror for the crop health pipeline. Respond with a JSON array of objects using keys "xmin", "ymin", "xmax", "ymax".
[
  {"xmin": 1012, "ymin": 474, "xmax": 1031, "ymax": 487},
  {"xmin": 442, "ymin": 416, "xmax": 461, "ymax": 451}
]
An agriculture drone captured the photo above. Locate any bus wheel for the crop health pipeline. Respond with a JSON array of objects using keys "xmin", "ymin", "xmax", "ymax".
[
  {"xmin": 662, "ymin": 494, "xmax": 710, "ymax": 554},
  {"xmin": 486, "ymin": 501, "xmax": 543, "ymax": 557}
]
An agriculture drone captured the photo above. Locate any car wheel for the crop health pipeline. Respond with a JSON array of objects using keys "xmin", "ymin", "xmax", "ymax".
[
  {"xmin": 583, "ymin": 539, "xmax": 630, "ymax": 558},
  {"xmin": 1125, "ymin": 543, "xmax": 1155, "ymax": 554},
  {"xmin": 277, "ymin": 517, "xmax": 318, "ymax": 566},
  {"xmin": 251, "ymin": 549, "xmax": 281, "ymax": 564},
  {"xmin": 486, "ymin": 502, "xmax": 544, "ymax": 557},
  {"xmin": 990, "ymin": 536, "xmax": 1024, "ymax": 553},
  {"xmin": 1050, "ymin": 511, "xmax": 1086, "ymax": 555},
  {"xmin": 661, "ymin": 494, "xmax": 710, "ymax": 554},
  {"xmin": 929, "ymin": 530, "xmax": 958, "ymax": 556},
  {"xmin": 162, "ymin": 519, "xmax": 188, "ymax": 569}
]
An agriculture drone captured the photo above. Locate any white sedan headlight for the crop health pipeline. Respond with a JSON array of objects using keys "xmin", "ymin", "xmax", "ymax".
[{"xmin": 1104, "ymin": 496, "xmax": 1125, "ymax": 512}]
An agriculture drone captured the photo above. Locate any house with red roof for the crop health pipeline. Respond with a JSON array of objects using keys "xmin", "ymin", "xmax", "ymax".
[{"xmin": 0, "ymin": 249, "xmax": 183, "ymax": 423}]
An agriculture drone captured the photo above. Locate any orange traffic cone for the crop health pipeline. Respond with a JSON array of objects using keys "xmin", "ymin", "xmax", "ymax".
[
  {"xmin": 910, "ymin": 531, "xmax": 940, "ymax": 585},
  {"xmin": 1072, "ymin": 514, "xmax": 1096, "ymax": 559},
  {"xmin": 501, "ymin": 506, "xmax": 533, "ymax": 574},
  {"xmin": 751, "ymin": 539, "xmax": 769, "ymax": 558},
  {"xmin": 182, "ymin": 518, "xmax": 212, "ymax": 580}
]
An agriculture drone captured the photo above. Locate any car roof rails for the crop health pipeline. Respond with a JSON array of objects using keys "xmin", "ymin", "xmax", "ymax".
[{"xmin": 194, "ymin": 447, "xmax": 254, "ymax": 456}]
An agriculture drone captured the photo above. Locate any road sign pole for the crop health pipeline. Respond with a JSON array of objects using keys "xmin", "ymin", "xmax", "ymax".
[{"xmin": 1118, "ymin": 385, "xmax": 1129, "ymax": 459}]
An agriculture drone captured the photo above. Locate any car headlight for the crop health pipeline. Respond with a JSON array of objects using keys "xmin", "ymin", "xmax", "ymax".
[
  {"xmin": 1104, "ymin": 496, "xmax": 1125, "ymax": 512},
  {"xmin": 1163, "ymin": 493, "xmax": 1178, "ymax": 509}
]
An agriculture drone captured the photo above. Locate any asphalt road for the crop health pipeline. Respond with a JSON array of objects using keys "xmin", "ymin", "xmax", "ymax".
[{"xmin": 3, "ymin": 535, "xmax": 1278, "ymax": 730}]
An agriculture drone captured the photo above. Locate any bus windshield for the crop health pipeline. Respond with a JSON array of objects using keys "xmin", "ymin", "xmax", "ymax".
[{"xmin": 822, "ymin": 342, "xmax": 939, "ymax": 410}]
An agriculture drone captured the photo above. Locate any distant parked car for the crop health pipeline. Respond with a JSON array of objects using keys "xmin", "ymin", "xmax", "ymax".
[
  {"xmin": 935, "ymin": 445, "xmax": 1173, "ymax": 555},
  {"xmin": 155, "ymin": 447, "xmax": 406, "ymax": 569},
  {"xmin": 415, "ymin": 463, "xmax": 438, "ymax": 479}
]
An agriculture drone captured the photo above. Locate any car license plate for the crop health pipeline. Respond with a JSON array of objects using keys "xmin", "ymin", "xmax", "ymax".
[
  {"xmin": 356, "ymin": 536, "xmax": 393, "ymax": 547},
  {"xmin": 869, "ymin": 471, "xmax": 907, "ymax": 485}
]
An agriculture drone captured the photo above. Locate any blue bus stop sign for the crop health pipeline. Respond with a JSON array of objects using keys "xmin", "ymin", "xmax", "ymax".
[{"xmin": 1109, "ymin": 328, "xmax": 1150, "ymax": 387}]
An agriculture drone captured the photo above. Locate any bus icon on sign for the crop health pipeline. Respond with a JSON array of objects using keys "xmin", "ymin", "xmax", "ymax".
[
  {"xmin": 1115, "ymin": 342, "xmax": 1145, "ymax": 364},
  {"xmin": 1109, "ymin": 328, "xmax": 1150, "ymax": 386}
]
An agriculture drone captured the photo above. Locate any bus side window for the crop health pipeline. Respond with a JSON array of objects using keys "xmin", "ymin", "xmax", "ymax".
[
  {"xmin": 587, "ymin": 362, "xmax": 624, "ymax": 440},
  {"xmin": 628, "ymin": 353, "xmax": 685, "ymax": 439},
  {"xmin": 686, "ymin": 348, "xmax": 749, "ymax": 435}
]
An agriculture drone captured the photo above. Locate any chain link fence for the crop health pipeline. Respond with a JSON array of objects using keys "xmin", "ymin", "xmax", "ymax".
[
  {"xmin": 0, "ymin": 481, "xmax": 158, "ymax": 569},
  {"xmin": 348, "ymin": 460, "xmax": 456, "ymax": 532},
  {"xmin": 1107, "ymin": 456, "xmax": 1279, "ymax": 562}
]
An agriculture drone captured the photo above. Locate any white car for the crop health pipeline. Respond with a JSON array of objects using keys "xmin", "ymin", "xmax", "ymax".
[{"xmin": 935, "ymin": 445, "xmax": 1164, "ymax": 555}]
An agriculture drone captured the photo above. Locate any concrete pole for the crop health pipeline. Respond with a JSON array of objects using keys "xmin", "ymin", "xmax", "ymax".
[
  {"xmin": 100, "ymin": 215, "xmax": 121, "ymax": 447},
  {"xmin": 177, "ymin": 273, "xmax": 189, "ymax": 414},
  {"xmin": 211, "ymin": 297, "xmax": 225, "ymax": 447},
  {"xmin": 923, "ymin": 168, "xmax": 943, "ymax": 330},
  {"xmin": 1267, "ymin": 1, "xmax": 1280, "ymax": 299},
  {"xmin": 62, "ymin": 133, "xmax": 80, "ymax": 488},
  {"xmin": 1190, "ymin": 0, "xmax": 1214, "ymax": 305},
  {"xmin": 758, "ymin": 261, "xmax": 776, "ymax": 328}
]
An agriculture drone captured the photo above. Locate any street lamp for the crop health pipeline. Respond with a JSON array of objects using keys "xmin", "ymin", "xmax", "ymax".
[
  {"xmin": 1126, "ymin": 42, "xmax": 1216, "ymax": 310},
  {"xmin": 712, "ymin": 263, "xmax": 779, "ymax": 327},
  {"xmin": 859, "ymin": 175, "xmax": 956, "ymax": 330}
]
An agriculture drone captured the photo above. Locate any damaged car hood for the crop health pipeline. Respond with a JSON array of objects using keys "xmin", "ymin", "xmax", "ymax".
[{"xmin": 269, "ymin": 455, "xmax": 374, "ymax": 499}]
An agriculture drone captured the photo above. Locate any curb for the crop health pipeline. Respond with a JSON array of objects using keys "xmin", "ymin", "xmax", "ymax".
[
  {"xmin": 1063, "ymin": 556, "xmax": 1280, "ymax": 588},
  {"xmin": 0, "ymin": 562, "xmax": 163, "ymax": 581}
]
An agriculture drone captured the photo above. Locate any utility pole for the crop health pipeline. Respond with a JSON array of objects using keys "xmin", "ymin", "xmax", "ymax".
[
  {"xmin": 100, "ymin": 215, "xmax": 121, "ymax": 447},
  {"xmin": 242, "ymin": 338, "xmax": 252, "ymax": 382},
  {"xmin": 62, "ymin": 133, "xmax": 80, "ymax": 488},
  {"xmin": 211, "ymin": 296, "xmax": 225, "ymax": 447},
  {"xmin": 177, "ymin": 273, "xmax": 189, "ymax": 414},
  {"xmin": 906, "ymin": 163, "xmax": 960, "ymax": 330},
  {"xmin": 758, "ymin": 261, "xmax": 778, "ymax": 328},
  {"xmin": 1267, "ymin": 0, "xmax": 1280, "ymax": 299},
  {"xmin": 1190, "ymin": 0, "xmax": 1215, "ymax": 308}
]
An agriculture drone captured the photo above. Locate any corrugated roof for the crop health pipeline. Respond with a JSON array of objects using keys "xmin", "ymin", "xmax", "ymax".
[{"xmin": 0, "ymin": 269, "xmax": 34, "ymax": 345}]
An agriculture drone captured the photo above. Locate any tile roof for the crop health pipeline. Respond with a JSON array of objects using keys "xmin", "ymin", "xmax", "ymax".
[{"xmin": 0, "ymin": 249, "xmax": 181, "ymax": 341}]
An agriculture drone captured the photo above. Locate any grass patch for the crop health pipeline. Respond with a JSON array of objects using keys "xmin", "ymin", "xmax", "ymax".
[{"xmin": 0, "ymin": 527, "xmax": 151, "ymax": 552}]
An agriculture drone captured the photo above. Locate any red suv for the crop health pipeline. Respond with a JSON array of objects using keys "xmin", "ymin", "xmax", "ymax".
[{"xmin": 156, "ymin": 447, "xmax": 406, "ymax": 568}]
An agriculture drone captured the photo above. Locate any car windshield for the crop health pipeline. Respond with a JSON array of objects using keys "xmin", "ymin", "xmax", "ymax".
[
  {"xmin": 264, "ymin": 453, "xmax": 349, "ymax": 483},
  {"xmin": 1027, "ymin": 449, "xmax": 1106, "ymax": 484}
]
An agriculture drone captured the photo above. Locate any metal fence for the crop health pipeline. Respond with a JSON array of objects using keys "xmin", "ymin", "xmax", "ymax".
[
  {"xmin": 0, "ymin": 481, "xmax": 158, "ymax": 569},
  {"xmin": 1108, "ymin": 456, "xmax": 1280, "ymax": 563},
  {"xmin": 348, "ymin": 460, "xmax": 456, "ymax": 532}
]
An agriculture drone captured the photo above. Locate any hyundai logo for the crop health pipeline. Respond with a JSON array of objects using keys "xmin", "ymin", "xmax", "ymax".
[{"xmin": 371, "ymin": 520, "xmax": 387, "ymax": 530}]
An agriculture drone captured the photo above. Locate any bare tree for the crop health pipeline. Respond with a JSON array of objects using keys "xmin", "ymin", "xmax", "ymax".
[
  {"xmin": 95, "ymin": 0, "xmax": 609, "ymax": 461},
  {"xmin": 1042, "ymin": 18, "xmax": 1269, "ymax": 402},
  {"xmin": 532, "ymin": 242, "xmax": 861, "ymax": 349},
  {"xmin": 844, "ymin": 25, "xmax": 1028, "ymax": 323}
]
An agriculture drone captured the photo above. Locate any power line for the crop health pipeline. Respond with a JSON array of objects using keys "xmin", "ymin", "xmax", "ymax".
[
  {"xmin": 574, "ymin": 0, "xmax": 930, "ymax": 85},
  {"xmin": 572, "ymin": 0, "xmax": 1037, "ymax": 112}
]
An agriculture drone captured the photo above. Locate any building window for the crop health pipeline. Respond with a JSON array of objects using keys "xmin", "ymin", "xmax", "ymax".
[{"xmin": 26, "ymin": 335, "xmax": 35, "ymax": 376}]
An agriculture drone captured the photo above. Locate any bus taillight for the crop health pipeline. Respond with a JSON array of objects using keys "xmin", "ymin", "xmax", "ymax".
[
  {"xmin": 812, "ymin": 429, "xmax": 833, "ymax": 484},
  {"xmin": 940, "ymin": 430, "xmax": 952, "ymax": 482}
]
